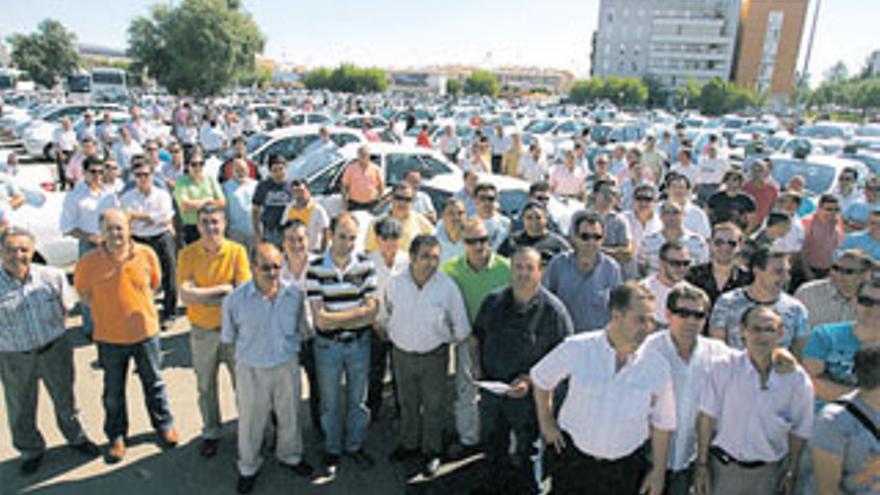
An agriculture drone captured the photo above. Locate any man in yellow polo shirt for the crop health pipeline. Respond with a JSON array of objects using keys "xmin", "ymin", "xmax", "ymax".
[
  {"xmin": 177, "ymin": 204, "xmax": 251, "ymax": 459},
  {"xmin": 363, "ymin": 182, "xmax": 434, "ymax": 254}
]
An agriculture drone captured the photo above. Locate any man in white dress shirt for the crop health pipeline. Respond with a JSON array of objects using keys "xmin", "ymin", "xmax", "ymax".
[{"xmin": 531, "ymin": 281, "xmax": 675, "ymax": 495}]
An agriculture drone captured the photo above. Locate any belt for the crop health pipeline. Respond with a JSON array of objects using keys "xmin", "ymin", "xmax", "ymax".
[
  {"xmin": 710, "ymin": 446, "xmax": 768, "ymax": 469},
  {"xmin": 317, "ymin": 326, "xmax": 370, "ymax": 343},
  {"xmin": 21, "ymin": 336, "xmax": 61, "ymax": 355},
  {"xmin": 394, "ymin": 344, "xmax": 447, "ymax": 357}
]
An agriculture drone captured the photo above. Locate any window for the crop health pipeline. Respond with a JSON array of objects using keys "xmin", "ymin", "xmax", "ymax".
[
  {"xmin": 385, "ymin": 153, "xmax": 425, "ymax": 184},
  {"xmin": 417, "ymin": 155, "xmax": 454, "ymax": 178},
  {"xmin": 330, "ymin": 133, "xmax": 361, "ymax": 147},
  {"xmin": 309, "ymin": 161, "xmax": 346, "ymax": 195}
]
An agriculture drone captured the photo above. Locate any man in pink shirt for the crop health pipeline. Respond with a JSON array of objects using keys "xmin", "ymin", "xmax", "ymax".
[
  {"xmin": 341, "ymin": 145, "xmax": 384, "ymax": 211},
  {"xmin": 796, "ymin": 194, "xmax": 845, "ymax": 290},
  {"xmin": 742, "ymin": 159, "xmax": 779, "ymax": 230}
]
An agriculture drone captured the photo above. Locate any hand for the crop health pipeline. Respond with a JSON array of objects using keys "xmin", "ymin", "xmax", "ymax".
[
  {"xmin": 775, "ymin": 471, "xmax": 796, "ymax": 495},
  {"xmin": 505, "ymin": 378, "xmax": 529, "ymax": 399},
  {"xmin": 639, "ymin": 467, "xmax": 665, "ymax": 495},
  {"xmin": 694, "ymin": 464, "xmax": 711, "ymax": 495},
  {"xmin": 772, "ymin": 348, "xmax": 797, "ymax": 374},
  {"xmin": 538, "ymin": 419, "xmax": 566, "ymax": 454}
]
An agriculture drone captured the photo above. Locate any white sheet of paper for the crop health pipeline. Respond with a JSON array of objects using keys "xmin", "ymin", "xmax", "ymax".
[{"xmin": 474, "ymin": 380, "xmax": 511, "ymax": 395}]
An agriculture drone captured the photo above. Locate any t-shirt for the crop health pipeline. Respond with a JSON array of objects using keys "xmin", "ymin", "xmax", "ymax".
[
  {"xmin": 709, "ymin": 287, "xmax": 809, "ymax": 350},
  {"xmin": 743, "ymin": 180, "xmax": 779, "ymax": 226},
  {"xmin": 811, "ymin": 393, "xmax": 880, "ymax": 494},
  {"xmin": 441, "ymin": 255, "xmax": 511, "ymax": 323},
  {"xmin": 708, "ymin": 192, "xmax": 756, "ymax": 229},
  {"xmin": 173, "ymin": 174, "xmax": 225, "ymax": 226},
  {"xmin": 804, "ymin": 321, "xmax": 861, "ymax": 387},
  {"xmin": 252, "ymin": 179, "xmax": 291, "ymax": 232},
  {"xmin": 177, "ymin": 239, "xmax": 252, "ymax": 329}
]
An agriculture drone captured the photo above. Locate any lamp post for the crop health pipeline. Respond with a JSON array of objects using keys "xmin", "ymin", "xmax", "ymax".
[{"xmin": 794, "ymin": 0, "xmax": 822, "ymax": 124}]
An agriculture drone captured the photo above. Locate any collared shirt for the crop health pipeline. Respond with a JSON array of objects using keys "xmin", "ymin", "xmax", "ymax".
[
  {"xmin": 112, "ymin": 140, "xmax": 144, "ymax": 170},
  {"xmin": 543, "ymin": 251, "xmax": 622, "ymax": 332},
  {"xmin": 364, "ymin": 212, "xmax": 434, "ymax": 254},
  {"xmin": 158, "ymin": 162, "xmax": 186, "ymax": 186},
  {"xmin": 119, "ymin": 186, "xmax": 175, "ymax": 238},
  {"xmin": 624, "ymin": 211, "xmax": 662, "ymax": 260},
  {"xmin": 281, "ymin": 200, "xmax": 330, "ymax": 253},
  {"xmin": 176, "ymin": 239, "xmax": 252, "ymax": 329},
  {"xmin": 441, "ymin": 254, "xmax": 511, "ymax": 323},
  {"xmin": 369, "ymin": 250, "xmax": 409, "ymax": 328},
  {"xmin": 0, "ymin": 265, "xmax": 76, "ymax": 352},
  {"xmin": 385, "ymin": 269, "xmax": 471, "ymax": 353},
  {"xmin": 681, "ymin": 201, "xmax": 712, "ymax": 240},
  {"xmin": 221, "ymin": 280, "xmax": 308, "ymax": 368},
  {"xmin": 412, "ymin": 190, "xmax": 436, "ymax": 219},
  {"xmin": 341, "ymin": 162, "xmax": 383, "ymax": 204},
  {"xmin": 60, "ymin": 181, "xmax": 110, "ymax": 236},
  {"xmin": 475, "ymin": 286, "xmax": 573, "ymax": 383},
  {"xmin": 518, "ymin": 154, "xmax": 547, "ymax": 183},
  {"xmin": 709, "ymin": 288, "xmax": 810, "ymax": 350},
  {"xmin": 685, "ymin": 262, "xmax": 751, "ymax": 308},
  {"xmin": 482, "ymin": 213, "xmax": 511, "ymax": 252},
  {"xmin": 489, "ymin": 133, "xmax": 511, "ymax": 156},
  {"xmin": 639, "ymin": 274, "xmax": 673, "ymax": 327},
  {"xmin": 54, "ymin": 128, "xmax": 77, "ymax": 152},
  {"xmin": 549, "ymin": 165, "xmax": 586, "ymax": 198},
  {"xmin": 639, "ymin": 230, "xmax": 709, "ymax": 275},
  {"xmin": 794, "ymin": 279, "xmax": 858, "ymax": 329},
  {"xmin": 802, "ymin": 214, "xmax": 845, "ymax": 270},
  {"xmin": 173, "ymin": 174, "xmax": 225, "ymax": 226},
  {"xmin": 700, "ymin": 349, "xmax": 814, "ymax": 462},
  {"xmin": 531, "ymin": 330, "xmax": 676, "ymax": 460},
  {"xmin": 222, "ymin": 178, "xmax": 257, "ymax": 236},
  {"xmin": 641, "ymin": 332, "xmax": 731, "ymax": 470},
  {"xmin": 306, "ymin": 251, "xmax": 377, "ymax": 325}
]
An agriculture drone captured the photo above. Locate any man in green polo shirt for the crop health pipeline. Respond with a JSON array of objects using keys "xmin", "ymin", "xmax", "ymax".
[
  {"xmin": 173, "ymin": 151, "xmax": 226, "ymax": 244},
  {"xmin": 441, "ymin": 218, "xmax": 511, "ymax": 456}
]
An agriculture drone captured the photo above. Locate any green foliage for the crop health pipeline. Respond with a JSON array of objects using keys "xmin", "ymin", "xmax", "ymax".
[
  {"xmin": 127, "ymin": 0, "xmax": 265, "ymax": 95},
  {"xmin": 240, "ymin": 64, "xmax": 273, "ymax": 89},
  {"xmin": 303, "ymin": 64, "xmax": 387, "ymax": 93},
  {"xmin": 568, "ymin": 77, "xmax": 604, "ymax": 105},
  {"xmin": 674, "ymin": 78, "xmax": 702, "ymax": 109},
  {"xmin": 643, "ymin": 75, "xmax": 669, "ymax": 108},
  {"xmin": 446, "ymin": 78, "xmax": 461, "ymax": 96},
  {"xmin": 808, "ymin": 77, "xmax": 880, "ymax": 112},
  {"xmin": 10, "ymin": 19, "xmax": 80, "ymax": 88},
  {"xmin": 568, "ymin": 76, "xmax": 647, "ymax": 106},
  {"xmin": 689, "ymin": 78, "xmax": 757, "ymax": 115},
  {"xmin": 464, "ymin": 70, "xmax": 499, "ymax": 96}
]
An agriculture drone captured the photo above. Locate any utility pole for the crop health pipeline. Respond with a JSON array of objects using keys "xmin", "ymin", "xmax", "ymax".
[{"xmin": 794, "ymin": 0, "xmax": 821, "ymax": 124}]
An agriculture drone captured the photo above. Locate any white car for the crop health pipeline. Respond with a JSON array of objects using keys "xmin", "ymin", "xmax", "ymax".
[
  {"xmin": 22, "ymin": 110, "xmax": 130, "ymax": 160},
  {"xmin": 244, "ymin": 125, "xmax": 366, "ymax": 173}
]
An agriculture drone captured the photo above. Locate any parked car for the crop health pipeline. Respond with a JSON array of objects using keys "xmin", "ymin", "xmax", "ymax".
[{"xmin": 768, "ymin": 153, "xmax": 868, "ymax": 196}]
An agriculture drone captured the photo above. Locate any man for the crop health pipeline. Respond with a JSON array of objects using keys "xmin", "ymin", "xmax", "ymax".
[
  {"xmin": 455, "ymin": 170, "xmax": 481, "ymax": 217},
  {"xmin": 708, "ymin": 169, "xmax": 756, "ymax": 231},
  {"xmin": 842, "ymin": 175, "xmax": 880, "ymax": 231},
  {"xmin": 472, "ymin": 247, "xmax": 574, "ymax": 494},
  {"xmin": 664, "ymin": 172, "xmax": 711, "ymax": 240},
  {"xmin": 174, "ymin": 151, "xmax": 226, "ymax": 244},
  {"xmin": 549, "ymin": 150, "xmax": 586, "ymax": 201},
  {"xmin": 840, "ymin": 209, "xmax": 880, "ymax": 262},
  {"xmin": 799, "ymin": 194, "xmax": 845, "ymax": 286},
  {"xmin": 436, "ymin": 197, "xmax": 467, "ymax": 264},
  {"xmin": 685, "ymin": 222, "xmax": 750, "ymax": 309},
  {"xmin": 531, "ymin": 282, "xmax": 674, "ymax": 495},
  {"xmin": 591, "ymin": 180, "xmax": 633, "ymax": 268},
  {"xmin": 803, "ymin": 278, "xmax": 880, "ymax": 404},
  {"xmin": 442, "ymin": 219, "xmax": 512, "ymax": 455},
  {"xmin": 518, "ymin": 141, "xmax": 547, "ymax": 183},
  {"xmin": 640, "ymin": 283, "xmax": 730, "ymax": 495},
  {"xmin": 544, "ymin": 211, "xmax": 623, "ymax": 333},
  {"xmin": 64, "ymin": 137, "xmax": 102, "ymax": 185},
  {"xmin": 498, "ymin": 201, "xmax": 571, "ymax": 266},
  {"xmin": 301, "ymin": 126, "xmax": 336, "ymax": 157},
  {"xmin": 54, "ymin": 117, "xmax": 78, "ymax": 189},
  {"xmin": 251, "ymin": 155, "xmax": 291, "ymax": 246},
  {"xmin": 307, "ymin": 213, "xmax": 379, "ymax": 472},
  {"xmin": 709, "ymin": 243, "xmax": 809, "ymax": 355},
  {"xmin": 670, "ymin": 148, "xmax": 698, "ymax": 186},
  {"xmin": 639, "ymin": 201, "xmax": 709, "ymax": 276},
  {"xmin": 501, "ymin": 133, "xmax": 525, "ymax": 178},
  {"xmin": 742, "ymin": 159, "xmax": 779, "ymax": 229},
  {"xmin": 473, "ymin": 182, "xmax": 511, "ymax": 252},
  {"xmin": 158, "ymin": 142, "xmax": 187, "ymax": 191},
  {"xmin": 385, "ymin": 235, "xmax": 471, "ymax": 477},
  {"xmin": 642, "ymin": 135, "xmax": 667, "ymax": 181},
  {"xmin": 221, "ymin": 243, "xmax": 314, "ymax": 494},
  {"xmin": 119, "ymin": 160, "xmax": 178, "ymax": 326},
  {"xmin": 281, "ymin": 178, "xmax": 330, "ymax": 254},
  {"xmin": 111, "ymin": 126, "xmax": 143, "ymax": 176},
  {"xmin": 219, "ymin": 136, "xmax": 259, "ymax": 182},
  {"xmin": 489, "ymin": 124, "xmax": 510, "ymax": 174},
  {"xmin": 509, "ymin": 181, "xmax": 562, "ymax": 234},
  {"xmin": 0, "ymin": 227, "xmax": 100, "ymax": 474},
  {"xmin": 640, "ymin": 241, "xmax": 692, "ymax": 328},
  {"xmin": 834, "ymin": 167, "xmax": 863, "ymax": 213},
  {"xmin": 222, "ymin": 158, "xmax": 259, "ymax": 250},
  {"xmin": 341, "ymin": 145, "xmax": 384, "ymax": 211},
  {"xmin": 795, "ymin": 249, "xmax": 868, "ymax": 330},
  {"xmin": 74, "ymin": 209, "xmax": 178, "ymax": 462},
  {"xmin": 403, "ymin": 169, "xmax": 437, "ymax": 223},
  {"xmin": 695, "ymin": 305, "xmax": 814, "ymax": 495},
  {"xmin": 364, "ymin": 182, "xmax": 433, "ymax": 254},
  {"xmin": 177, "ymin": 205, "xmax": 252, "ymax": 458},
  {"xmin": 623, "ymin": 184, "xmax": 662, "ymax": 279}
]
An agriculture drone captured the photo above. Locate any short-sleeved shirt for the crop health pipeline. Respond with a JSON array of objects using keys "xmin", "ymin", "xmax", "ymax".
[
  {"xmin": 364, "ymin": 212, "xmax": 434, "ymax": 254},
  {"xmin": 306, "ymin": 251, "xmax": 377, "ymax": 334},
  {"xmin": 549, "ymin": 165, "xmax": 586, "ymax": 197},
  {"xmin": 542, "ymin": 251, "xmax": 622, "ymax": 333},
  {"xmin": 600, "ymin": 210, "xmax": 631, "ymax": 250},
  {"xmin": 743, "ymin": 180, "xmax": 780, "ymax": 226},
  {"xmin": 811, "ymin": 393, "xmax": 880, "ymax": 494},
  {"xmin": 474, "ymin": 286, "xmax": 573, "ymax": 383},
  {"xmin": 0, "ymin": 265, "xmax": 76, "ymax": 352},
  {"xmin": 441, "ymin": 254, "xmax": 511, "ymax": 323},
  {"xmin": 74, "ymin": 243, "xmax": 161, "ymax": 344},
  {"xmin": 173, "ymin": 174, "xmax": 225, "ymax": 226},
  {"xmin": 708, "ymin": 192, "xmax": 756, "ymax": 228},
  {"xmin": 804, "ymin": 321, "xmax": 861, "ymax": 388},
  {"xmin": 341, "ymin": 162, "xmax": 383, "ymax": 204},
  {"xmin": 709, "ymin": 288, "xmax": 810, "ymax": 350},
  {"xmin": 685, "ymin": 262, "xmax": 751, "ymax": 308},
  {"xmin": 282, "ymin": 200, "xmax": 330, "ymax": 253},
  {"xmin": 252, "ymin": 179, "xmax": 291, "ymax": 232},
  {"xmin": 177, "ymin": 239, "xmax": 252, "ymax": 329},
  {"xmin": 794, "ymin": 279, "xmax": 858, "ymax": 329},
  {"xmin": 60, "ymin": 182, "xmax": 111, "ymax": 236},
  {"xmin": 222, "ymin": 178, "xmax": 257, "ymax": 235}
]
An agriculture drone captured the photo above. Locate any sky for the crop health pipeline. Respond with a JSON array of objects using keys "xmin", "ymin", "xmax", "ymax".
[{"xmin": 0, "ymin": 0, "xmax": 876, "ymax": 85}]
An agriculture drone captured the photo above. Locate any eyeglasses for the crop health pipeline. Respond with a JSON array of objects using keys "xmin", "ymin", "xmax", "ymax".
[
  {"xmin": 746, "ymin": 324, "xmax": 780, "ymax": 334},
  {"xmin": 839, "ymin": 176, "xmax": 855, "ymax": 182},
  {"xmin": 634, "ymin": 196, "xmax": 655, "ymax": 202},
  {"xmin": 663, "ymin": 258, "xmax": 692, "ymax": 268},
  {"xmin": 134, "ymin": 172, "xmax": 151, "ymax": 178},
  {"xmin": 170, "ymin": 148, "xmax": 182, "ymax": 153},
  {"xmin": 670, "ymin": 307, "xmax": 707, "ymax": 320},
  {"xmin": 258, "ymin": 263, "xmax": 282, "ymax": 272},
  {"xmin": 464, "ymin": 236, "xmax": 490, "ymax": 245},
  {"xmin": 190, "ymin": 161, "xmax": 205, "ymax": 167},
  {"xmin": 478, "ymin": 196, "xmax": 497, "ymax": 202},
  {"xmin": 88, "ymin": 169, "xmax": 105, "ymax": 175},
  {"xmin": 713, "ymin": 239, "xmax": 738, "ymax": 248},
  {"xmin": 576, "ymin": 232, "xmax": 604, "ymax": 242},
  {"xmin": 832, "ymin": 264, "xmax": 863, "ymax": 275},
  {"xmin": 393, "ymin": 195, "xmax": 413, "ymax": 202},
  {"xmin": 147, "ymin": 147, "xmax": 158, "ymax": 152},
  {"xmin": 823, "ymin": 207, "xmax": 841, "ymax": 213},
  {"xmin": 661, "ymin": 209, "xmax": 682, "ymax": 215},
  {"xmin": 533, "ymin": 195, "xmax": 550, "ymax": 202},
  {"xmin": 857, "ymin": 295, "xmax": 880, "ymax": 308}
]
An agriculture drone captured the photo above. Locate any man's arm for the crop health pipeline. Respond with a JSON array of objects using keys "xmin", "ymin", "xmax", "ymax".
[
  {"xmin": 533, "ymin": 385, "xmax": 565, "ymax": 453},
  {"xmin": 803, "ymin": 359, "xmax": 855, "ymax": 402},
  {"xmin": 309, "ymin": 296, "xmax": 378, "ymax": 331},
  {"xmin": 694, "ymin": 412, "xmax": 716, "ymax": 495},
  {"xmin": 251, "ymin": 204, "xmax": 263, "ymax": 239},
  {"xmin": 179, "ymin": 279, "xmax": 234, "ymax": 306},
  {"xmin": 65, "ymin": 227, "xmax": 102, "ymax": 245},
  {"xmin": 640, "ymin": 429, "xmax": 672, "ymax": 495},
  {"xmin": 778, "ymin": 434, "xmax": 807, "ymax": 495}
]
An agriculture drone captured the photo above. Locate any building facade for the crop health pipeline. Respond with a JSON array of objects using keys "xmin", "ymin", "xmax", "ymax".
[{"xmin": 732, "ymin": 0, "xmax": 808, "ymax": 103}]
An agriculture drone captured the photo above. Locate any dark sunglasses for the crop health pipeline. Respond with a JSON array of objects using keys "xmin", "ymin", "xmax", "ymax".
[
  {"xmin": 190, "ymin": 161, "xmax": 205, "ymax": 167},
  {"xmin": 464, "ymin": 236, "xmax": 490, "ymax": 245},
  {"xmin": 577, "ymin": 233, "xmax": 604, "ymax": 242},
  {"xmin": 747, "ymin": 324, "xmax": 780, "ymax": 334},
  {"xmin": 832, "ymin": 264, "xmax": 863, "ymax": 275},
  {"xmin": 713, "ymin": 239, "xmax": 738, "ymax": 248},
  {"xmin": 258, "ymin": 263, "xmax": 282, "ymax": 272},
  {"xmin": 88, "ymin": 169, "xmax": 105, "ymax": 175},
  {"xmin": 663, "ymin": 258, "xmax": 692, "ymax": 268},
  {"xmin": 393, "ymin": 195, "xmax": 413, "ymax": 202},
  {"xmin": 857, "ymin": 295, "xmax": 880, "ymax": 308},
  {"xmin": 670, "ymin": 307, "xmax": 707, "ymax": 320},
  {"xmin": 634, "ymin": 196, "xmax": 655, "ymax": 202},
  {"xmin": 478, "ymin": 196, "xmax": 497, "ymax": 202},
  {"xmin": 134, "ymin": 172, "xmax": 151, "ymax": 178}
]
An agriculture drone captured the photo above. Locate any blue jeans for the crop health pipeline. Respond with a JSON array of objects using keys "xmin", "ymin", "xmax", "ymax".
[
  {"xmin": 314, "ymin": 332, "xmax": 370, "ymax": 455},
  {"xmin": 97, "ymin": 336, "xmax": 174, "ymax": 441}
]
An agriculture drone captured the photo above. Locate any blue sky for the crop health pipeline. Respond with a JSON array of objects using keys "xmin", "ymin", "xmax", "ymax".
[{"xmin": 0, "ymin": 0, "xmax": 876, "ymax": 84}]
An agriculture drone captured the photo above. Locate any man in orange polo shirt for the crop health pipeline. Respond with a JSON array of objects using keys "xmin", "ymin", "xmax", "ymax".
[
  {"xmin": 177, "ymin": 205, "xmax": 251, "ymax": 459},
  {"xmin": 74, "ymin": 208, "xmax": 178, "ymax": 463},
  {"xmin": 341, "ymin": 145, "xmax": 384, "ymax": 211}
]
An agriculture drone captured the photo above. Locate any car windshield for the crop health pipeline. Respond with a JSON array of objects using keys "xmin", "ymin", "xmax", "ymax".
[
  {"xmin": 771, "ymin": 159, "xmax": 836, "ymax": 195},
  {"xmin": 797, "ymin": 125, "xmax": 847, "ymax": 139},
  {"xmin": 246, "ymin": 133, "xmax": 271, "ymax": 154},
  {"xmin": 524, "ymin": 120, "xmax": 555, "ymax": 134},
  {"xmin": 294, "ymin": 148, "xmax": 344, "ymax": 180}
]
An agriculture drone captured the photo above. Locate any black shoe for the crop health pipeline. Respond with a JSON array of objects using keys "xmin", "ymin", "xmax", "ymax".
[
  {"xmin": 199, "ymin": 438, "xmax": 219, "ymax": 458},
  {"xmin": 446, "ymin": 442, "xmax": 481, "ymax": 461},
  {"xmin": 237, "ymin": 472, "xmax": 259, "ymax": 494},
  {"xmin": 282, "ymin": 460, "xmax": 315, "ymax": 477},
  {"xmin": 421, "ymin": 455, "xmax": 441, "ymax": 478},
  {"xmin": 323, "ymin": 452, "xmax": 339, "ymax": 470},
  {"xmin": 347, "ymin": 450, "xmax": 375, "ymax": 470},
  {"xmin": 71, "ymin": 439, "xmax": 101, "ymax": 457},
  {"xmin": 20, "ymin": 454, "xmax": 43, "ymax": 475},
  {"xmin": 388, "ymin": 446, "xmax": 419, "ymax": 462}
]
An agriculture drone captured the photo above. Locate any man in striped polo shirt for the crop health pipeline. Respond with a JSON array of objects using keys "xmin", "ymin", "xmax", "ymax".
[{"xmin": 307, "ymin": 212, "xmax": 379, "ymax": 473}]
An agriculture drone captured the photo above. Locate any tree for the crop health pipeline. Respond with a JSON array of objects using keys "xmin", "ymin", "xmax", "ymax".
[
  {"xmin": 10, "ymin": 19, "xmax": 80, "ymax": 88},
  {"xmin": 446, "ymin": 78, "xmax": 461, "ymax": 96},
  {"xmin": 568, "ymin": 78, "xmax": 604, "ymax": 105},
  {"xmin": 127, "ymin": 0, "xmax": 265, "ymax": 95},
  {"xmin": 694, "ymin": 78, "xmax": 757, "ymax": 115},
  {"xmin": 464, "ymin": 70, "xmax": 499, "ymax": 96},
  {"xmin": 854, "ymin": 78, "xmax": 880, "ymax": 113},
  {"xmin": 303, "ymin": 64, "xmax": 386, "ymax": 93},
  {"xmin": 824, "ymin": 61, "xmax": 850, "ymax": 84},
  {"xmin": 674, "ymin": 78, "xmax": 702, "ymax": 109},
  {"xmin": 643, "ymin": 75, "xmax": 669, "ymax": 108}
]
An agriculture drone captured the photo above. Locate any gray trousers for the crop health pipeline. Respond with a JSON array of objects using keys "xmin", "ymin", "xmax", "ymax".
[
  {"xmin": 0, "ymin": 334, "xmax": 87, "ymax": 459},
  {"xmin": 711, "ymin": 456, "xmax": 783, "ymax": 495},
  {"xmin": 190, "ymin": 324, "xmax": 236, "ymax": 439},
  {"xmin": 392, "ymin": 345, "xmax": 449, "ymax": 455},
  {"xmin": 235, "ymin": 354, "xmax": 302, "ymax": 477},
  {"xmin": 453, "ymin": 338, "xmax": 480, "ymax": 446}
]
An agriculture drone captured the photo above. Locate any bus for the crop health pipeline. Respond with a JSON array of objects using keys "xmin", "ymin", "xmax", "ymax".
[
  {"xmin": 0, "ymin": 68, "xmax": 32, "ymax": 91},
  {"xmin": 66, "ymin": 70, "xmax": 92, "ymax": 102},
  {"xmin": 90, "ymin": 67, "xmax": 127, "ymax": 102}
]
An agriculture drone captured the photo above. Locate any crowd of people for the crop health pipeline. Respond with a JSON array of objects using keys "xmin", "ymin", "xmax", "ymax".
[{"xmin": 0, "ymin": 99, "xmax": 879, "ymax": 495}]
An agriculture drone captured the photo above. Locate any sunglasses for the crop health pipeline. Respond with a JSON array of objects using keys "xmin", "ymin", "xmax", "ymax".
[
  {"xmin": 190, "ymin": 162, "xmax": 205, "ymax": 167},
  {"xmin": 634, "ymin": 196, "xmax": 655, "ymax": 202},
  {"xmin": 533, "ymin": 195, "xmax": 550, "ymax": 202},
  {"xmin": 857, "ymin": 295, "xmax": 880, "ymax": 308},
  {"xmin": 661, "ymin": 209, "xmax": 683, "ymax": 215},
  {"xmin": 746, "ymin": 324, "xmax": 780, "ymax": 334},
  {"xmin": 832, "ymin": 264, "xmax": 863, "ymax": 275},
  {"xmin": 464, "ymin": 236, "xmax": 490, "ymax": 245},
  {"xmin": 713, "ymin": 239, "xmax": 738, "ymax": 248},
  {"xmin": 663, "ymin": 258, "xmax": 692, "ymax": 268},
  {"xmin": 478, "ymin": 196, "xmax": 497, "ymax": 202},
  {"xmin": 393, "ymin": 195, "xmax": 413, "ymax": 202},
  {"xmin": 670, "ymin": 307, "xmax": 707, "ymax": 320},
  {"xmin": 577, "ymin": 233, "xmax": 604, "ymax": 242},
  {"xmin": 88, "ymin": 169, "xmax": 105, "ymax": 175},
  {"xmin": 258, "ymin": 263, "xmax": 282, "ymax": 272},
  {"xmin": 134, "ymin": 172, "xmax": 151, "ymax": 178}
]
